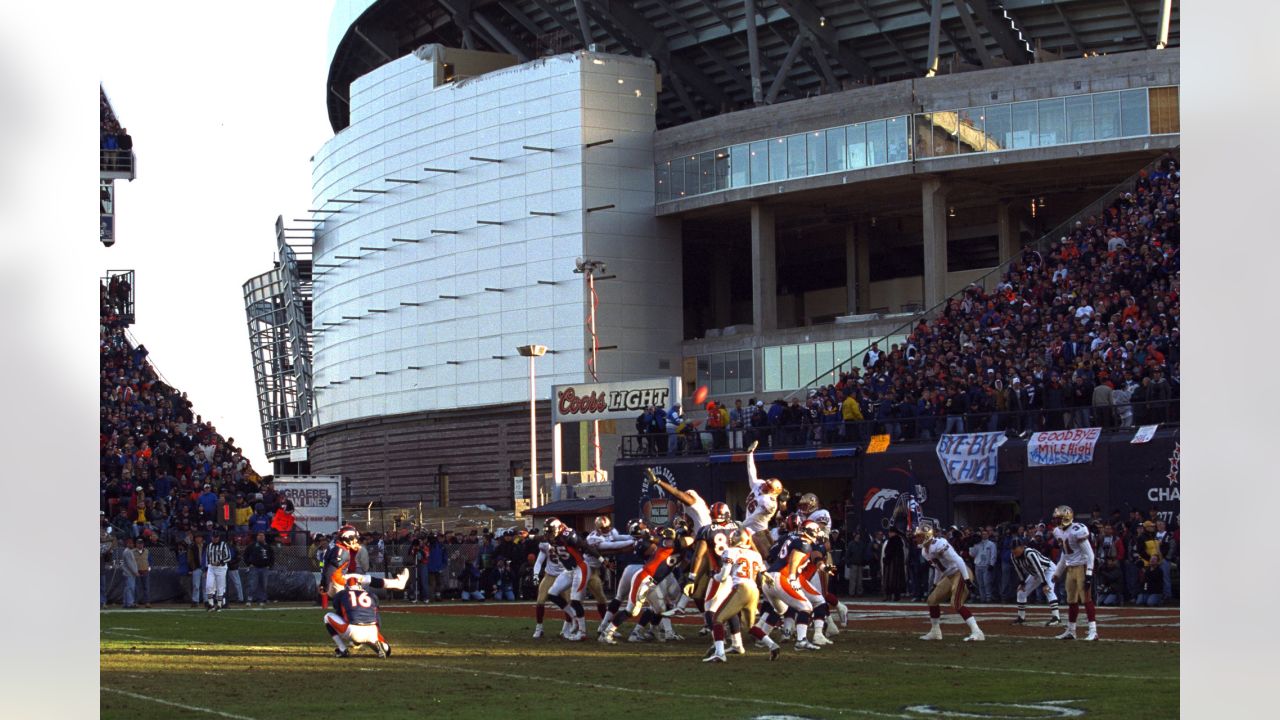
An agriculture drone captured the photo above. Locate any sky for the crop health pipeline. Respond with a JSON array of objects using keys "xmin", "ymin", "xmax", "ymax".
[{"xmin": 97, "ymin": 3, "xmax": 336, "ymax": 473}]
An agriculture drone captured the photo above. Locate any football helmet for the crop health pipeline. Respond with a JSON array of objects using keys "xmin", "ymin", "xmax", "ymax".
[
  {"xmin": 672, "ymin": 514, "xmax": 690, "ymax": 533},
  {"xmin": 763, "ymin": 478, "xmax": 784, "ymax": 496},
  {"xmin": 783, "ymin": 512, "xmax": 801, "ymax": 533},
  {"xmin": 338, "ymin": 525, "xmax": 360, "ymax": 550},
  {"xmin": 808, "ymin": 508, "xmax": 832, "ymax": 530},
  {"xmin": 797, "ymin": 493, "xmax": 820, "ymax": 515},
  {"xmin": 1052, "ymin": 505, "xmax": 1074, "ymax": 528},
  {"xmin": 800, "ymin": 520, "xmax": 821, "ymax": 539},
  {"xmin": 626, "ymin": 518, "xmax": 648, "ymax": 537},
  {"xmin": 709, "ymin": 501, "xmax": 732, "ymax": 525},
  {"xmin": 658, "ymin": 526, "xmax": 678, "ymax": 542},
  {"xmin": 345, "ymin": 576, "xmax": 363, "ymax": 590},
  {"xmin": 544, "ymin": 518, "xmax": 563, "ymax": 537},
  {"xmin": 911, "ymin": 522, "xmax": 935, "ymax": 546},
  {"xmin": 734, "ymin": 528, "xmax": 754, "ymax": 548},
  {"xmin": 594, "ymin": 515, "xmax": 613, "ymax": 533}
]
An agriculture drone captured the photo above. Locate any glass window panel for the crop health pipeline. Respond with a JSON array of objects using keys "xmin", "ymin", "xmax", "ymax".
[
  {"xmin": 914, "ymin": 114, "xmax": 933, "ymax": 158},
  {"xmin": 982, "ymin": 104, "xmax": 1010, "ymax": 151},
  {"xmin": 887, "ymin": 116, "xmax": 909, "ymax": 162},
  {"xmin": 866, "ymin": 119, "xmax": 887, "ymax": 165},
  {"xmin": 825, "ymin": 126, "xmax": 846, "ymax": 171},
  {"xmin": 723, "ymin": 352, "xmax": 739, "ymax": 394},
  {"xmin": 833, "ymin": 340, "xmax": 852, "ymax": 366},
  {"xmin": 797, "ymin": 344, "xmax": 816, "ymax": 389},
  {"xmin": 955, "ymin": 108, "xmax": 982, "ymax": 153},
  {"xmin": 1037, "ymin": 98, "xmax": 1065, "ymax": 147},
  {"xmin": 710, "ymin": 353, "xmax": 725, "ymax": 393},
  {"xmin": 846, "ymin": 123, "xmax": 867, "ymax": 168},
  {"xmin": 787, "ymin": 134, "xmax": 807, "ymax": 178},
  {"xmin": 697, "ymin": 355, "xmax": 711, "ymax": 388},
  {"xmin": 1066, "ymin": 95, "xmax": 1093, "ymax": 142},
  {"xmin": 815, "ymin": 342, "xmax": 834, "ymax": 386},
  {"xmin": 807, "ymin": 130, "xmax": 826, "ymax": 175},
  {"xmin": 698, "ymin": 151, "xmax": 715, "ymax": 194},
  {"xmin": 770, "ymin": 137, "xmax": 788, "ymax": 181},
  {"xmin": 1120, "ymin": 89, "xmax": 1149, "ymax": 136},
  {"xmin": 750, "ymin": 141, "xmax": 769, "ymax": 185},
  {"xmin": 1093, "ymin": 92, "xmax": 1120, "ymax": 140},
  {"xmin": 713, "ymin": 149, "xmax": 729, "ymax": 191},
  {"xmin": 850, "ymin": 338, "xmax": 870, "ymax": 359},
  {"xmin": 929, "ymin": 112, "xmax": 955, "ymax": 156},
  {"xmin": 655, "ymin": 161, "xmax": 670, "ymax": 202},
  {"xmin": 1010, "ymin": 101, "xmax": 1037, "ymax": 149},
  {"xmin": 763, "ymin": 346, "xmax": 781, "ymax": 392},
  {"xmin": 780, "ymin": 345, "xmax": 798, "ymax": 390},
  {"xmin": 669, "ymin": 156, "xmax": 685, "ymax": 197},
  {"xmin": 738, "ymin": 350, "xmax": 753, "ymax": 394},
  {"xmin": 687, "ymin": 154, "xmax": 702, "ymax": 196},
  {"xmin": 730, "ymin": 144, "xmax": 749, "ymax": 187}
]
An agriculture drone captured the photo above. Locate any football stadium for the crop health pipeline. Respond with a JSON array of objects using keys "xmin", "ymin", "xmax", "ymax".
[{"xmin": 100, "ymin": 2, "xmax": 1181, "ymax": 718}]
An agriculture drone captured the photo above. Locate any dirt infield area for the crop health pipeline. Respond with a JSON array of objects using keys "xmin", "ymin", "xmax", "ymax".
[{"xmin": 389, "ymin": 599, "xmax": 1180, "ymax": 643}]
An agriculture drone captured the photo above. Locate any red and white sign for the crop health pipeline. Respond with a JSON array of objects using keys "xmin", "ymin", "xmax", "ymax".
[{"xmin": 551, "ymin": 377, "xmax": 680, "ymax": 423}]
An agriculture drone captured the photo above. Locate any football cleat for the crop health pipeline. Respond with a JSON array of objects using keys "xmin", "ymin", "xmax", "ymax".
[
  {"xmin": 698, "ymin": 626, "xmax": 711, "ymax": 636},
  {"xmin": 532, "ymin": 626, "xmax": 544, "ymax": 639},
  {"xmin": 703, "ymin": 645, "xmax": 717, "ymax": 659},
  {"xmin": 702, "ymin": 653, "xmax": 727, "ymax": 663},
  {"xmin": 566, "ymin": 631, "xmax": 587, "ymax": 642},
  {"xmin": 754, "ymin": 639, "xmax": 770, "ymax": 649},
  {"xmin": 727, "ymin": 644, "xmax": 746, "ymax": 655},
  {"xmin": 963, "ymin": 631, "xmax": 986, "ymax": 642},
  {"xmin": 836, "ymin": 603, "xmax": 849, "ymax": 627},
  {"xmin": 598, "ymin": 632, "xmax": 617, "ymax": 645},
  {"xmin": 334, "ymin": 648, "xmax": 350, "ymax": 658},
  {"xmin": 375, "ymin": 642, "xmax": 387, "ymax": 659},
  {"xmin": 1045, "ymin": 617, "xmax": 1062, "ymax": 627},
  {"xmin": 795, "ymin": 639, "xmax": 821, "ymax": 651},
  {"xmin": 826, "ymin": 623, "xmax": 840, "ymax": 637},
  {"xmin": 780, "ymin": 629, "xmax": 794, "ymax": 642},
  {"xmin": 627, "ymin": 631, "xmax": 648, "ymax": 643},
  {"xmin": 768, "ymin": 647, "xmax": 780, "ymax": 661},
  {"xmin": 1011, "ymin": 617, "xmax": 1026, "ymax": 625},
  {"xmin": 1056, "ymin": 629, "xmax": 1076, "ymax": 640},
  {"xmin": 811, "ymin": 633, "xmax": 833, "ymax": 646},
  {"xmin": 380, "ymin": 642, "xmax": 392, "ymax": 657},
  {"xmin": 1084, "ymin": 629, "xmax": 1099, "ymax": 641},
  {"xmin": 919, "ymin": 628, "xmax": 943, "ymax": 641}
]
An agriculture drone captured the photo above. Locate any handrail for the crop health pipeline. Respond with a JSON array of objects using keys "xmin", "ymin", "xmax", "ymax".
[{"xmin": 786, "ymin": 150, "xmax": 1179, "ymax": 401}]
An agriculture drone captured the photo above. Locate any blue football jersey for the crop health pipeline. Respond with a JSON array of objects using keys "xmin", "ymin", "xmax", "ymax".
[
  {"xmin": 334, "ymin": 587, "xmax": 380, "ymax": 625},
  {"xmin": 766, "ymin": 532, "xmax": 812, "ymax": 572}
]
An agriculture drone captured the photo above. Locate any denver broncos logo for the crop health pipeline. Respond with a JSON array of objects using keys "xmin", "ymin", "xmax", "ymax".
[{"xmin": 864, "ymin": 487, "xmax": 900, "ymax": 511}]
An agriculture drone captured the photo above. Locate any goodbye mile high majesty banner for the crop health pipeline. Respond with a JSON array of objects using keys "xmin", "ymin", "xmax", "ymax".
[
  {"xmin": 935, "ymin": 432, "xmax": 1008, "ymax": 485},
  {"xmin": 1027, "ymin": 428, "xmax": 1102, "ymax": 467}
]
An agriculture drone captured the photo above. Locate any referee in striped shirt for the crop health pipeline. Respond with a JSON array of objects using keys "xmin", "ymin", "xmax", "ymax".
[
  {"xmin": 1010, "ymin": 538, "xmax": 1062, "ymax": 626},
  {"xmin": 204, "ymin": 529, "xmax": 233, "ymax": 611}
]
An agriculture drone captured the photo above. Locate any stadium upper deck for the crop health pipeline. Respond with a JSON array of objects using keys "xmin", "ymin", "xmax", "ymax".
[{"xmin": 325, "ymin": 1, "xmax": 1179, "ymax": 132}]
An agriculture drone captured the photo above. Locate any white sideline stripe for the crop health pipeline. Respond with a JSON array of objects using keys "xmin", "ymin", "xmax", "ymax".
[
  {"xmin": 102, "ymin": 687, "xmax": 261, "ymax": 720},
  {"xmin": 893, "ymin": 660, "xmax": 1175, "ymax": 682},
  {"xmin": 405, "ymin": 660, "xmax": 912, "ymax": 718}
]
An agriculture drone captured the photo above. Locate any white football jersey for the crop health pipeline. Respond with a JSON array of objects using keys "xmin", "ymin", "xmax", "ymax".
[
  {"xmin": 742, "ymin": 452, "xmax": 778, "ymax": 532},
  {"xmin": 535, "ymin": 541, "xmax": 565, "ymax": 576},
  {"xmin": 805, "ymin": 508, "xmax": 832, "ymax": 528},
  {"xmin": 921, "ymin": 537, "xmax": 970, "ymax": 581},
  {"xmin": 718, "ymin": 546, "xmax": 765, "ymax": 587},
  {"xmin": 584, "ymin": 529, "xmax": 635, "ymax": 569},
  {"xmin": 1052, "ymin": 522, "xmax": 1095, "ymax": 570},
  {"xmin": 685, "ymin": 490, "xmax": 712, "ymax": 531}
]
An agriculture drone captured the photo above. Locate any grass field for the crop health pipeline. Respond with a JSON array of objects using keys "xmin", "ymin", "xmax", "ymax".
[{"xmin": 100, "ymin": 601, "xmax": 1178, "ymax": 719}]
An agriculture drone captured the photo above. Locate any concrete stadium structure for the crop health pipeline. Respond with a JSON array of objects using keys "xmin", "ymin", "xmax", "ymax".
[{"xmin": 246, "ymin": 1, "xmax": 1179, "ymax": 513}]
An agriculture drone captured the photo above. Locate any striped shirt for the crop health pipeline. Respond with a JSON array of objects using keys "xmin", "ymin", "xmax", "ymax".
[
  {"xmin": 205, "ymin": 540, "xmax": 232, "ymax": 567},
  {"xmin": 1011, "ymin": 547, "xmax": 1054, "ymax": 585}
]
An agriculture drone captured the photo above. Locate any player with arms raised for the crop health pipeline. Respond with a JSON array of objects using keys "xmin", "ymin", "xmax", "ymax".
[
  {"xmin": 742, "ymin": 441, "xmax": 784, "ymax": 557},
  {"xmin": 324, "ymin": 577, "xmax": 392, "ymax": 658},
  {"xmin": 1050, "ymin": 505, "xmax": 1098, "ymax": 640},
  {"xmin": 915, "ymin": 521, "xmax": 985, "ymax": 642}
]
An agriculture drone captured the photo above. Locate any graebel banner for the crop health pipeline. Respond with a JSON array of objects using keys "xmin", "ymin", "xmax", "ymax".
[
  {"xmin": 551, "ymin": 377, "xmax": 681, "ymax": 423},
  {"xmin": 273, "ymin": 476, "xmax": 343, "ymax": 535}
]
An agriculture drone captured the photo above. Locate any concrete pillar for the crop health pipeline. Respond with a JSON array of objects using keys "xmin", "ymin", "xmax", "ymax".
[
  {"xmin": 713, "ymin": 254, "xmax": 732, "ymax": 328},
  {"xmin": 751, "ymin": 203, "xmax": 777, "ymax": 331},
  {"xmin": 857, "ymin": 223, "xmax": 871, "ymax": 312},
  {"xmin": 921, "ymin": 178, "xmax": 949, "ymax": 310},
  {"xmin": 844, "ymin": 225, "xmax": 859, "ymax": 315},
  {"xmin": 997, "ymin": 201, "xmax": 1020, "ymax": 264}
]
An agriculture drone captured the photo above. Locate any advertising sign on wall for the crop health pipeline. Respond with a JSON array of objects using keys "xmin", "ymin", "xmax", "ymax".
[
  {"xmin": 935, "ymin": 432, "xmax": 1007, "ymax": 485},
  {"xmin": 1027, "ymin": 428, "xmax": 1102, "ymax": 467},
  {"xmin": 273, "ymin": 476, "xmax": 343, "ymax": 535},
  {"xmin": 551, "ymin": 377, "xmax": 681, "ymax": 423}
]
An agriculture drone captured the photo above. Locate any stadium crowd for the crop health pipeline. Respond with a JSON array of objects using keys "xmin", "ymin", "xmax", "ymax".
[{"xmin": 634, "ymin": 156, "xmax": 1179, "ymax": 454}]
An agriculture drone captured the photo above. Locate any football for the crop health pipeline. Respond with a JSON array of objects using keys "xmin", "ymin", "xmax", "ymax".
[{"xmin": 692, "ymin": 385, "xmax": 708, "ymax": 405}]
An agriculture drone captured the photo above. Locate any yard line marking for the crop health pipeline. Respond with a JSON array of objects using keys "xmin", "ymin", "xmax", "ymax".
[
  {"xmin": 102, "ymin": 688, "xmax": 261, "ymax": 720},
  {"xmin": 102, "ymin": 629, "xmax": 159, "ymax": 640},
  {"xmin": 893, "ymin": 660, "xmax": 1175, "ymax": 682},
  {"xmin": 405, "ymin": 660, "xmax": 913, "ymax": 718},
  {"xmin": 831, "ymin": 627, "xmax": 1178, "ymax": 645}
]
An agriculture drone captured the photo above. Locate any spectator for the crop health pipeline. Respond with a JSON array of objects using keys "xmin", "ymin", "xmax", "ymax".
[
  {"xmin": 244, "ymin": 531, "xmax": 274, "ymax": 605},
  {"xmin": 188, "ymin": 534, "xmax": 207, "ymax": 607},
  {"xmin": 1097, "ymin": 557, "xmax": 1125, "ymax": 606},
  {"xmin": 729, "ymin": 399, "xmax": 746, "ymax": 450},
  {"xmin": 635, "ymin": 406, "xmax": 654, "ymax": 456},
  {"xmin": 972, "ymin": 528, "xmax": 997, "ymax": 603},
  {"xmin": 121, "ymin": 537, "xmax": 140, "ymax": 609},
  {"xmin": 880, "ymin": 526, "xmax": 907, "ymax": 602},
  {"xmin": 844, "ymin": 527, "xmax": 867, "ymax": 597},
  {"xmin": 1136, "ymin": 555, "xmax": 1166, "ymax": 606}
]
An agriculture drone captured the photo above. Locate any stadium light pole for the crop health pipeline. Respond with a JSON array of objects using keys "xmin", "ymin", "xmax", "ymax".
[{"xmin": 517, "ymin": 344, "xmax": 548, "ymax": 509}]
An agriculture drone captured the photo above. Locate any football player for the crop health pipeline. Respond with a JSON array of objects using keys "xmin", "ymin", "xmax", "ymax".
[
  {"xmin": 320, "ymin": 525, "xmax": 408, "ymax": 603},
  {"xmin": 597, "ymin": 520, "xmax": 650, "ymax": 644},
  {"xmin": 324, "ymin": 577, "xmax": 391, "ymax": 658},
  {"xmin": 749, "ymin": 519, "xmax": 824, "ymax": 655},
  {"xmin": 585, "ymin": 515, "xmax": 637, "ymax": 631},
  {"xmin": 625, "ymin": 526, "xmax": 689, "ymax": 642},
  {"xmin": 742, "ymin": 441, "xmax": 785, "ymax": 558},
  {"xmin": 1050, "ymin": 505, "xmax": 1098, "ymax": 641},
  {"xmin": 1010, "ymin": 537, "xmax": 1062, "ymax": 626},
  {"xmin": 794, "ymin": 495, "xmax": 849, "ymax": 633},
  {"xmin": 794, "ymin": 522, "xmax": 836, "ymax": 646},
  {"xmin": 703, "ymin": 528, "xmax": 765, "ymax": 663},
  {"xmin": 670, "ymin": 501, "xmax": 740, "ymax": 628},
  {"xmin": 915, "ymin": 521, "xmax": 985, "ymax": 642},
  {"xmin": 646, "ymin": 468, "xmax": 713, "ymax": 531},
  {"xmin": 543, "ymin": 518, "xmax": 592, "ymax": 641},
  {"xmin": 531, "ymin": 519, "xmax": 573, "ymax": 639}
]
